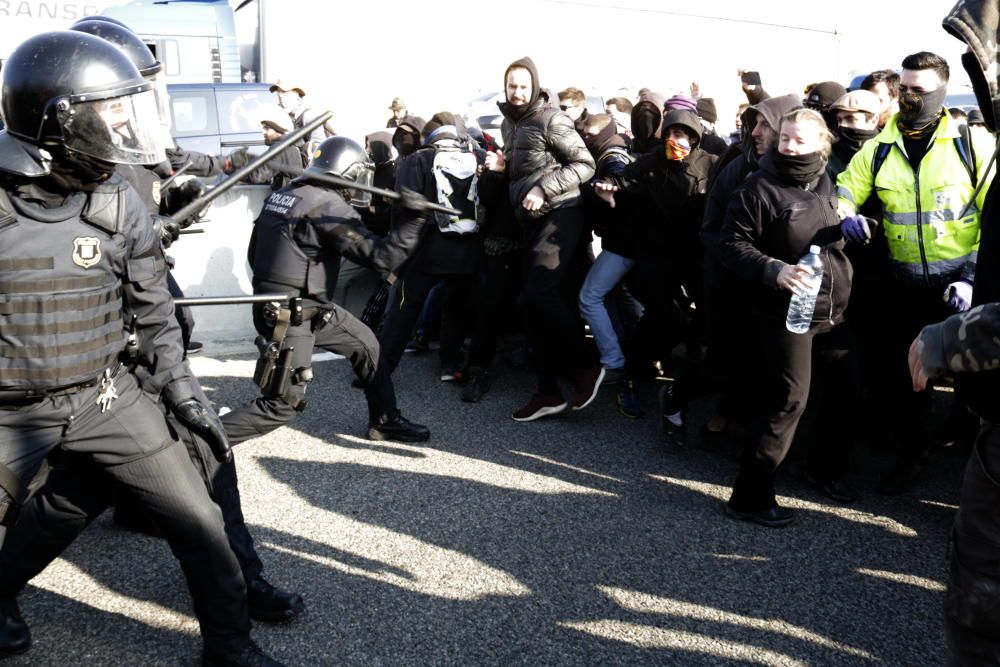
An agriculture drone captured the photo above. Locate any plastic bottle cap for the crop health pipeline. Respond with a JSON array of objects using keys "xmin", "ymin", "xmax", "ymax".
[{"xmin": 809, "ymin": 245, "xmax": 821, "ymax": 254}]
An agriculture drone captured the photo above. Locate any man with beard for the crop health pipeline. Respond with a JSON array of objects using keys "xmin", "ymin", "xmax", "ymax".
[
  {"xmin": 837, "ymin": 51, "xmax": 997, "ymax": 494},
  {"xmin": 699, "ymin": 93, "xmax": 802, "ymax": 449},
  {"xmin": 494, "ymin": 57, "xmax": 599, "ymax": 421}
]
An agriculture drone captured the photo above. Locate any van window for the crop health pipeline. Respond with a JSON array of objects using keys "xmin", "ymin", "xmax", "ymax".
[
  {"xmin": 170, "ymin": 90, "xmax": 219, "ymax": 137},
  {"xmin": 216, "ymin": 90, "xmax": 277, "ymax": 134},
  {"xmin": 164, "ymin": 40, "xmax": 180, "ymax": 76}
]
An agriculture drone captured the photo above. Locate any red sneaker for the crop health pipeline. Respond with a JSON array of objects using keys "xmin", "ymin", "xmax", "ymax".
[
  {"xmin": 512, "ymin": 393, "xmax": 567, "ymax": 422},
  {"xmin": 571, "ymin": 366, "xmax": 606, "ymax": 411}
]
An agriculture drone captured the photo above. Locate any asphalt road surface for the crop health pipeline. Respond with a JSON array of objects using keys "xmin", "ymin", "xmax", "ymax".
[{"xmin": 5, "ymin": 347, "xmax": 965, "ymax": 666}]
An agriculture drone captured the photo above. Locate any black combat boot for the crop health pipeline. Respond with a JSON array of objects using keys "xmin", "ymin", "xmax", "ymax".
[
  {"xmin": 0, "ymin": 597, "xmax": 30, "ymax": 657},
  {"xmin": 367, "ymin": 411, "xmax": 430, "ymax": 442},
  {"xmin": 202, "ymin": 640, "xmax": 284, "ymax": 667},
  {"xmin": 247, "ymin": 576, "xmax": 305, "ymax": 623}
]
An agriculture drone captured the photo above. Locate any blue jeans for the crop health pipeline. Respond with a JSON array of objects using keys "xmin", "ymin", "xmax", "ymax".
[{"xmin": 579, "ymin": 250, "xmax": 634, "ymax": 369}]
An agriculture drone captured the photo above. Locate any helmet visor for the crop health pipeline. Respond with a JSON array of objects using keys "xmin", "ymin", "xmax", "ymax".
[
  {"xmin": 343, "ymin": 161, "xmax": 374, "ymax": 207},
  {"xmin": 58, "ymin": 89, "xmax": 167, "ymax": 165}
]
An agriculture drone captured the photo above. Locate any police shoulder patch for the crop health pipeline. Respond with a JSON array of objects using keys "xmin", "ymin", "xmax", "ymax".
[{"xmin": 72, "ymin": 237, "xmax": 102, "ymax": 269}]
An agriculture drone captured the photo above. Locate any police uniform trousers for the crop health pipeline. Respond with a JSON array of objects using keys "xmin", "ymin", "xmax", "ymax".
[
  {"xmin": 945, "ymin": 421, "xmax": 1000, "ymax": 665},
  {"xmin": 0, "ymin": 370, "xmax": 251, "ymax": 653},
  {"xmin": 115, "ymin": 415, "xmax": 265, "ymax": 586},
  {"xmin": 222, "ymin": 301, "xmax": 397, "ymax": 445}
]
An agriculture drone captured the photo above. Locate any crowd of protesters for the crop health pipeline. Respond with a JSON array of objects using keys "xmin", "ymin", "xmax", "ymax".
[{"xmin": 316, "ymin": 52, "xmax": 997, "ymax": 529}]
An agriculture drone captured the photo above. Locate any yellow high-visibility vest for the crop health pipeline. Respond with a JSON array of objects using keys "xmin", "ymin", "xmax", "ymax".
[{"xmin": 836, "ymin": 112, "xmax": 994, "ymax": 286}]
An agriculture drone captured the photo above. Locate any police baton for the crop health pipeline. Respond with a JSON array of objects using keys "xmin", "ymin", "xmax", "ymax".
[
  {"xmin": 272, "ymin": 164, "xmax": 463, "ymax": 217},
  {"xmin": 173, "ymin": 293, "xmax": 294, "ymax": 307},
  {"xmin": 166, "ymin": 110, "xmax": 334, "ymax": 226},
  {"xmin": 161, "ymin": 160, "xmax": 193, "ymax": 190}
]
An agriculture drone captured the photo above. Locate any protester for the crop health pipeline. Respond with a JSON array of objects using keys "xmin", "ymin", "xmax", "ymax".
[
  {"xmin": 860, "ymin": 69, "xmax": 901, "ymax": 129},
  {"xmin": 720, "ymin": 108, "xmax": 858, "ymax": 526},
  {"xmin": 837, "ymin": 51, "xmax": 996, "ymax": 494},
  {"xmin": 496, "ymin": 57, "xmax": 599, "ymax": 421}
]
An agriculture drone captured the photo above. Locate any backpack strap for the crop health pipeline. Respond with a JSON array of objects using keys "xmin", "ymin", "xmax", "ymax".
[
  {"xmin": 870, "ymin": 141, "xmax": 893, "ymax": 180},
  {"xmin": 954, "ymin": 123, "xmax": 977, "ymax": 185}
]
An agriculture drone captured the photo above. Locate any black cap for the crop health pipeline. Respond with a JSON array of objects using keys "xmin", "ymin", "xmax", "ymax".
[{"xmin": 805, "ymin": 81, "xmax": 848, "ymax": 109}]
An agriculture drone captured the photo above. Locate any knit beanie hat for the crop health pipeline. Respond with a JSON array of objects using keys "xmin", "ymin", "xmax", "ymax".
[{"xmin": 696, "ymin": 97, "xmax": 718, "ymax": 123}]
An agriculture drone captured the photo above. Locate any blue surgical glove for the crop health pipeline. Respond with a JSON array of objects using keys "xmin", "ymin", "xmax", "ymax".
[
  {"xmin": 944, "ymin": 280, "xmax": 973, "ymax": 313},
  {"xmin": 840, "ymin": 215, "xmax": 872, "ymax": 244}
]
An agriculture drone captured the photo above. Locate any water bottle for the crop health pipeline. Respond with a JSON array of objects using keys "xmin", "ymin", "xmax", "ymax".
[{"xmin": 785, "ymin": 245, "xmax": 824, "ymax": 334}]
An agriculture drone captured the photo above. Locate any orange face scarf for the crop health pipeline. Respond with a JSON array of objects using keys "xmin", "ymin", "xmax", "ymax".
[{"xmin": 666, "ymin": 139, "xmax": 691, "ymax": 161}]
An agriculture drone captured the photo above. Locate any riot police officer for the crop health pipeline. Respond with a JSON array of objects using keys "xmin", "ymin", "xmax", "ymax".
[
  {"xmin": 220, "ymin": 137, "xmax": 431, "ymax": 445},
  {"xmin": 0, "ymin": 31, "xmax": 280, "ymax": 666},
  {"xmin": 70, "ymin": 17, "xmax": 305, "ymax": 626}
]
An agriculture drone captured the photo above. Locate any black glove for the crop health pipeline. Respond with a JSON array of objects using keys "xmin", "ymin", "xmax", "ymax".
[
  {"xmin": 172, "ymin": 399, "xmax": 232, "ymax": 464},
  {"xmin": 153, "ymin": 215, "xmax": 181, "ymax": 249},
  {"xmin": 162, "ymin": 179, "xmax": 206, "ymax": 226},
  {"xmin": 399, "ymin": 187, "xmax": 434, "ymax": 215}
]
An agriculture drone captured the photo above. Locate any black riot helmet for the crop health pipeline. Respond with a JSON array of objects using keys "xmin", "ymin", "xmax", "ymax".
[
  {"xmin": 305, "ymin": 136, "xmax": 375, "ymax": 207},
  {"xmin": 0, "ymin": 31, "xmax": 166, "ymax": 171},
  {"xmin": 70, "ymin": 18, "xmax": 172, "ymax": 135},
  {"xmin": 71, "ymin": 18, "xmax": 162, "ymax": 78}
]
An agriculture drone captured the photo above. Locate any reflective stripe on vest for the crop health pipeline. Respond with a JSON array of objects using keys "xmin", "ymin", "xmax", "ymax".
[{"xmin": 870, "ymin": 122, "xmax": 982, "ymax": 284}]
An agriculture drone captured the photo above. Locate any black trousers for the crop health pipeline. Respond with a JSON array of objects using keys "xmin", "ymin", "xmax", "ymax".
[
  {"xmin": 379, "ymin": 268, "xmax": 475, "ymax": 373},
  {"xmin": 879, "ymin": 281, "xmax": 956, "ymax": 456},
  {"xmin": 466, "ymin": 249, "xmax": 524, "ymax": 371},
  {"xmin": 730, "ymin": 320, "xmax": 858, "ymax": 511},
  {"xmin": 702, "ymin": 254, "xmax": 765, "ymax": 423},
  {"xmin": 0, "ymin": 371, "xmax": 250, "ymax": 654},
  {"xmin": 624, "ymin": 257, "xmax": 686, "ymax": 381},
  {"xmin": 166, "ymin": 271, "xmax": 195, "ymax": 351},
  {"xmin": 522, "ymin": 207, "xmax": 592, "ymax": 396},
  {"xmin": 946, "ymin": 422, "xmax": 1000, "ymax": 665},
  {"xmin": 222, "ymin": 302, "xmax": 397, "ymax": 444},
  {"xmin": 116, "ymin": 420, "xmax": 264, "ymax": 584}
]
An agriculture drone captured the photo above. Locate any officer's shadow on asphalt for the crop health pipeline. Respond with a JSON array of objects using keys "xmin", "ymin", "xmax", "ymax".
[
  {"xmin": 231, "ymin": 354, "xmax": 960, "ymax": 663},
  {"xmin": 23, "ymin": 355, "xmax": 962, "ymax": 665}
]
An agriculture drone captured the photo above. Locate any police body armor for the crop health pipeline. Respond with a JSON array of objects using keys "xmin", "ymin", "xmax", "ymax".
[
  {"xmin": 0, "ymin": 180, "xmax": 134, "ymax": 389},
  {"xmin": 250, "ymin": 186, "xmax": 339, "ymax": 302}
]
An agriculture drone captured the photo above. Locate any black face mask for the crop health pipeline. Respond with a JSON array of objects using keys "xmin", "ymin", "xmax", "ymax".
[
  {"xmin": 898, "ymin": 86, "xmax": 948, "ymax": 130},
  {"xmin": 393, "ymin": 129, "xmax": 419, "ymax": 157},
  {"xmin": 836, "ymin": 126, "xmax": 880, "ymax": 156},
  {"xmin": 771, "ymin": 150, "xmax": 827, "ymax": 185},
  {"xmin": 632, "ymin": 108, "xmax": 660, "ymax": 148},
  {"xmin": 47, "ymin": 149, "xmax": 115, "ymax": 191}
]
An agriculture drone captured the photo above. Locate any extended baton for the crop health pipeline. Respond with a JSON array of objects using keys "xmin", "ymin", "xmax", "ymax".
[
  {"xmin": 173, "ymin": 293, "xmax": 294, "ymax": 307},
  {"xmin": 167, "ymin": 110, "xmax": 334, "ymax": 226},
  {"xmin": 273, "ymin": 164, "xmax": 463, "ymax": 217},
  {"xmin": 161, "ymin": 160, "xmax": 193, "ymax": 190}
]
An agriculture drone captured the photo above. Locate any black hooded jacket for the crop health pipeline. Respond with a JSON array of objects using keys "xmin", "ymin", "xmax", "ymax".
[
  {"xmin": 719, "ymin": 150, "xmax": 852, "ymax": 326},
  {"xmin": 391, "ymin": 122, "xmax": 482, "ymax": 275},
  {"xmin": 630, "ymin": 90, "xmax": 666, "ymax": 154},
  {"xmin": 614, "ymin": 109, "xmax": 716, "ymax": 260},
  {"xmin": 701, "ymin": 93, "xmax": 803, "ymax": 256},
  {"xmin": 498, "ymin": 57, "xmax": 595, "ymax": 222}
]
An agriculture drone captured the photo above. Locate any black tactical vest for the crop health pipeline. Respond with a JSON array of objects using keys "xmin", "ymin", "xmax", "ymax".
[
  {"xmin": 250, "ymin": 188, "xmax": 336, "ymax": 302},
  {"xmin": 0, "ymin": 185, "xmax": 127, "ymax": 389}
]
